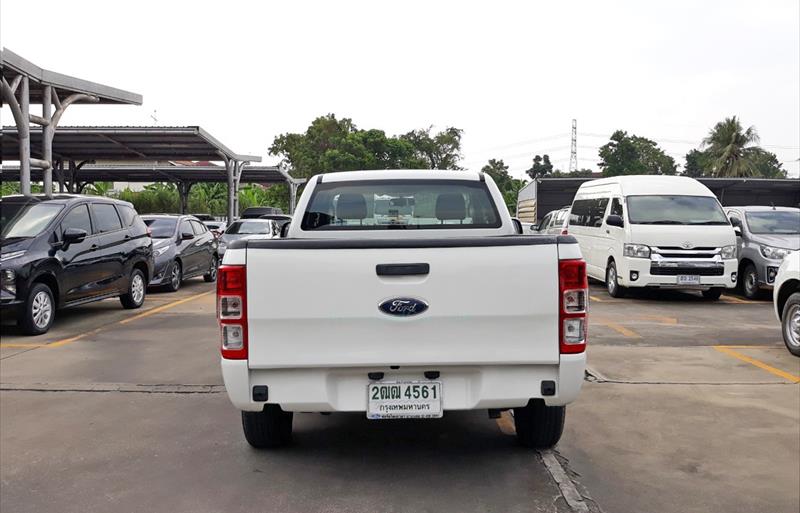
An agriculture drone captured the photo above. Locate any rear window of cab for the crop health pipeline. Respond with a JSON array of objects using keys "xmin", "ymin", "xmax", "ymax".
[{"xmin": 300, "ymin": 179, "xmax": 501, "ymax": 231}]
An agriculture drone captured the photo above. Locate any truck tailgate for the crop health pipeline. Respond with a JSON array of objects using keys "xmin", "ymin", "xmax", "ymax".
[{"xmin": 245, "ymin": 240, "xmax": 560, "ymax": 368}]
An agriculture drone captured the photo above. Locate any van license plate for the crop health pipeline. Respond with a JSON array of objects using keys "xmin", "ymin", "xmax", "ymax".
[
  {"xmin": 677, "ymin": 275, "xmax": 701, "ymax": 285},
  {"xmin": 367, "ymin": 381, "xmax": 443, "ymax": 419}
]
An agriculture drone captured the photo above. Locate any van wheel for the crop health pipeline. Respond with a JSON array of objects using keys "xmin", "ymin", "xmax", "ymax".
[
  {"xmin": 242, "ymin": 405, "xmax": 293, "ymax": 449},
  {"xmin": 165, "ymin": 261, "xmax": 182, "ymax": 292},
  {"xmin": 780, "ymin": 293, "xmax": 800, "ymax": 357},
  {"xmin": 606, "ymin": 261, "xmax": 626, "ymax": 298},
  {"xmin": 702, "ymin": 288, "xmax": 723, "ymax": 301},
  {"xmin": 203, "ymin": 256, "xmax": 218, "ymax": 283},
  {"xmin": 513, "ymin": 399, "xmax": 565, "ymax": 448},
  {"xmin": 120, "ymin": 269, "xmax": 147, "ymax": 309},
  {"xmin": 20, "ymin": 282, "xmax": 56, "ymax": 335},
  {"xmin": 741, "ymin": 264, "xmax": 760, "ymax": 299}
]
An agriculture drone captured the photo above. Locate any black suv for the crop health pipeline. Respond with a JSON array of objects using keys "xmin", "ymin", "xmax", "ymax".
[
  {"xmin": 141, "ymin": 214, "xmax": 218, "ymax": 292},
  {"xmin": 1, "ymin": 195, "xmax": 154, "ymax": 335}
]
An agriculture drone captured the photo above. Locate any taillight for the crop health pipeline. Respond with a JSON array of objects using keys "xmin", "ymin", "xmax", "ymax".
[
  {"xmin": 218, "ymin": 265, "xmax": 247, "ymax": 359},
  {"xmin": 561, "ymin": 228, "xmax": 569, "ymax": 235},
  {"xmin": 559, "ymin": 259, "xmax": 587, "ymax": 354}
]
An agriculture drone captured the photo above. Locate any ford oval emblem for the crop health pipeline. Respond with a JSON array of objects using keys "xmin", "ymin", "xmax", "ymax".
[{"xmin": 379, "ymin": 297, "xmax": 428, "ymax": 317}]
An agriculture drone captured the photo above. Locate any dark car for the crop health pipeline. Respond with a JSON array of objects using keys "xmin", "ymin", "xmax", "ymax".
[
  {"xmin": 241, "ymin": 206, "xmax": 283, "ymax": 219},
  {"xmin": 1, "ymin": 194, "xmax": 154, "ymax": 335},
  {"xmin": 142, "ymin": 215, "xmax": 218, "ymax": 292},
  {"xmin": 258, "ymin": 214, "xmax": 292, "ymax": 231}
]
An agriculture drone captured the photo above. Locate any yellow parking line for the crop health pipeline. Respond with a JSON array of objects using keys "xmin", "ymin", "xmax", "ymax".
[
  {"xmin": 0, "ymin": 290, "xmax": 213, "ymax": 349},
  {"xmin": 720, "ymin": 296, "xmax": 759, "ymax": 304},
  {"xmin": 714, "ymin": 345, "xmax": 800, "ymax": 383},
  {"xmin": 496, "ymin": 411, "xmax": 516, "ymax": 435},
  {"xmin": 589, "ymin": 295, "xmax": 606, "ymax": 303},
  {"xmin": 603, "ymin": 322, "xmax": 642, "ymax": 339},
  {"xmin": 119, "ymin": 291, "xmax": 214, "ymax": 325},
  {"xmin": 640, "ymin": 315, "xmax": 678, "ymax": 325}
]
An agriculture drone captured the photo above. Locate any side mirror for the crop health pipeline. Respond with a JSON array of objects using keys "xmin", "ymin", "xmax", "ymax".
[
  {"xmin": 729, "ymin": 217, "xmax": 742, "ymax": 228},
  {"xmin": 529, "ymin": 224, "xmax": 537, "ymax": 232},
  {"xmin": 181, "ymin": 231, "xmax": 195, "ymax": 241},
  {"xmin": 606, "ymin": 214, "xmax": 624, "ymax": 228},
  {"xmin": 734, "ymin": 226, "xmax": 742, "ymax": 237},
  {"xmin": 511, "ymin": 217, "xmax": 523, "ymax": 235},
  {"xmin": 62, "ymin": 227, "xmax": 88, "ymax": 247},
  {"xmin": 280, "ymin": 222, "xmax": 291, "ymax": 238}
]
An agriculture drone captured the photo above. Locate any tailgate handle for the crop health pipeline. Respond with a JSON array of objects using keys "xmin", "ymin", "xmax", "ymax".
[{"xmin": 376, "ymin": 263, "xmax": 430, "ymax": 276}]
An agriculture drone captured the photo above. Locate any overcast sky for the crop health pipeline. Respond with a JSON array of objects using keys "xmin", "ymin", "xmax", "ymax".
[{"xmin": 2, "ymin": 0, "xmax": 799, "ymax": 178}]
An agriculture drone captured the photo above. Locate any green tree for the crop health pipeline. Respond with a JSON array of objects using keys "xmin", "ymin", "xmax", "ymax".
[
  {"xmin": 400, "ymin": 126, "xmax": 464, "ymax": 170},
  {"xmin": 85, "ymin": 181, "xmax": 114, "ymax": 196},
  {"xmin": 748, "ymin": 148, "xmax": 788, "ymax": 178},
  {"xmin": 525, "ymin": 154, "xmax": 554, "ymax": 179},
  {"xmin": 598, "ymin": 130, "xmax": 677, "ymax": 176},
  {"xmin": 683, "ymin": 149, "xmax": 713, "ymax": 177},
  {"xmin": 701, "ymin": 116, "xmax": 760, "ymax": 177},
  {"xmin": 481, "ymin": 158, "xmax": 528, "ymax": 214}
]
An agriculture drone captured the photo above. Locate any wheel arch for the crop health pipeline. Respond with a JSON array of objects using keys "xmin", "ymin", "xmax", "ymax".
[{"xmin": 776, "ymin": 279, "xmax": 800, "ymax": 320}]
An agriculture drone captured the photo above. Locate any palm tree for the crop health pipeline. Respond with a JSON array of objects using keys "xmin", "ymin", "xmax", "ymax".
[{"xmin": 702, "ymin": 116, "xmax": 760, "ymax": 177}]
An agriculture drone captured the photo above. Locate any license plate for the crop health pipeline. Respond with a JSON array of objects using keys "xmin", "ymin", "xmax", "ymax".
[
  {"xmin": 677, "ymin": 275, "xmax": 701, "ymax": 285},
  {"xmin": 367, "ymin": 381, "xmax": 443, "ymax": 419}
]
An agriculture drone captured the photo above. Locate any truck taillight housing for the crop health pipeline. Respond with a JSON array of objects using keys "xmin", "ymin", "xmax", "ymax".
[
  {"xmin": 559, "ymin": 259, "xmax": 587, "ymax": 354},
  {"xmin": 218, "ymin": 265, "xmax": 247, "ymax": 359}
]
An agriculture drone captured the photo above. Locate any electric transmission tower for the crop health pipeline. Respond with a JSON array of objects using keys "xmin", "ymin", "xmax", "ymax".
[{"xmin": 569, "ymin": 119, "xmax": 578, "ymax": 173}]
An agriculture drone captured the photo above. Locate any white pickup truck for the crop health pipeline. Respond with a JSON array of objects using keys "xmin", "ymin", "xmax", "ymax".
[{"xmin": 218, "ymin": 170, "xmax": 587, "ymax": 449}]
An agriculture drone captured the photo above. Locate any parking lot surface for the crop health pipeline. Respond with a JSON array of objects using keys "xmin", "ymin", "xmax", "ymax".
[{"xmin": 1, "ymin": 280, "xmax": 798, "ymax": 513}]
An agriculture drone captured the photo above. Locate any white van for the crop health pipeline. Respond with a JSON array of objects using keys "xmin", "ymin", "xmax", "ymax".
[{"xmin": 567, "ymin": 175, "xmax": 738, "ymax": 299}]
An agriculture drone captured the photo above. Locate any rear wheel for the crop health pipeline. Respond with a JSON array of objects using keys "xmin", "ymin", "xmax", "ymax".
[
  {"xmin": 120, "ymin": 269, "xmax": 147, "ymax": 309},
  {"xmin": 513, "ymin": 399, "xmax": 565, "ymax": 449},
  {"xmin": 20, "ymin": 282, "xmax": 55, "ymax": 335},
  {"xmin": 606, "ymin": 261, "xmax": 626, "ymax": 298},
  {"xmin": 203, "ymin": 256, "xmax": 218, "ymax": 283},
  {"xmin": 165, "ymin": 261, "xmax": 182, "ymax": 292},
  {"xmin": 702, "ymin": 288, "xmax": 723, "ymax": 301},
  {"xmin": 242, "ymin": 405, "xmax": 293, "ymax": 449},
  {"xmin": 741, "ymin": 264, "xmax": 760, "ymax": 299},
  {"xmin": 781, "ymin": 293, "xmax": 800, "ymax": 357}
]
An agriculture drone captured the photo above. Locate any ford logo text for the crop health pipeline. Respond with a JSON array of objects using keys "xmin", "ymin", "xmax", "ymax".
[{"xmin": 379, "ymin": 298, "xmax": 429, "ymax": 317}]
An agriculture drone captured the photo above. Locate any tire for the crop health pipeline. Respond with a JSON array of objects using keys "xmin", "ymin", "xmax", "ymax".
[
  {"xmin": 513, "ymin": 399, "xmax": 565, "ymax": 449},
  {"xmin": 781, "ymin": 292, "xmax": 800, "ymax": 357},
  {"xmin": 702, "ymin": 288, "xmax": 723, "ymax": 301},
  {"xmin": 120, "ymin": 269, "xmax": 147, "ymax": 309},
  {"xmin": 203, "ymin": 256, "xmax": 218, "ymax": 283},
  {"xmin": 164, "ymin": 260, "xmax": 182, "ymax": 292},
  {"xmin": 606, "ymin": 261, "xmax": 626, "ymax": 298},
  {"xmin": 242, "ymin": 405, "xmax": 293, "ymax": 449},
  {"xmin": 20, "ymin": 282, "xmax": 56, "ymax": 336},
  {"xmin": 741, "ymin": 264, "xmax": 760, "ymax": 299}
]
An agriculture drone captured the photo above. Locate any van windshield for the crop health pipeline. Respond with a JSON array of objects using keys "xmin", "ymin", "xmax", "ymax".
[
  {"xmin": 301, "ymin": 179, "xmax": 501, "ymax": 230},
  {"xmin": 745, "ymin": 211, "xmax": 800, "ymax": 234},
  {"xmin": 1, "ymin": 201, "xmax": 64, "ymax": 240},
  {"xmin": 627, "ymin": 196, "xmax": 729, "ymax": 225}
]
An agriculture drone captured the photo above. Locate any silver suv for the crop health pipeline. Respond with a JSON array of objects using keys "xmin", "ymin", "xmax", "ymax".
[{"xmin": 725, "ymin": 206, "xmax": 799, "ymax": 299}]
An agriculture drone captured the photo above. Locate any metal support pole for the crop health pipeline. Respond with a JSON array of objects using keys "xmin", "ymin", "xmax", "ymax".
[
  {"xmin": 41, "ymin": 85, "xmax": 53, "ymax": 197},
  {"xmin": 177, "ymin": 182, "xmax": 193, "ymax": 214},
  {"xmin": 19, "ymin": 77, "xmax": 31, "ymax": 195},
  {"xmin": 224, "ymin": 157, "xmax": 235, "ymax": 225},
  {"xmin": 233, "ymin": 161, "xmax": 244, "ymax": 218},
  {"xmin": 289, "ymin": 181, "xmax": 298, "ymax": 214}
]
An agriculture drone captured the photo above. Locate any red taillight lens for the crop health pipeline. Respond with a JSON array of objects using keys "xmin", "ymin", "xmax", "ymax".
[
  {"xmin": 561, "ymin": 229, "xmax": 569, "ymax": 235},
  {"xmin": 559, "ymin": 259, "xmax": 587, "ymax": 354},
  {"xmin": 217, "ymin": 265, "xmax": 247, "ymax": 359}
]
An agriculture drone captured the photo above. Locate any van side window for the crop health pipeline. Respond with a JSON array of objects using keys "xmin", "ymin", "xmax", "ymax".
[
  {"xmin": 609, "ymin": 198, "xmax": 623, "ymax": 217},
  {"xmin": 570, "ymin": 198, "xmax": 609, "ymax": 227},
  {"xmin": 117, "ymin": 205, "xmax": 137, "ymax": 227},
  {"xmin": 60, "ymin": 204, "xmax": 93, "ymax": 239},
  {"xmin": 91, "ymin": 203, "xmax": 123, "ymax": 233}
]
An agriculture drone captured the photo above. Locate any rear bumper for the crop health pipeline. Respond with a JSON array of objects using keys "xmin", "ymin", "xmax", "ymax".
[
  {"xmin": 221, "ymin": 355, "xmax": 586, "ymax": 412},
  {"xmin": 616, "ymin": 257, "xmax": 738, "ymax": 289}
]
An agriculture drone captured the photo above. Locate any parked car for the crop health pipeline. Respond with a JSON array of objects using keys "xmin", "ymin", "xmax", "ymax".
[
  {"xmin": 566, "ymin": 175, "xmax": 737, "ymax": 299},
  {"xmin": 141, "ymin": 215, "xmax": 218, "ymax": 292},
  {"xmin": 241, "ymin": 206, "xmax": 283, "ymax": 219},
  {"xmin": 773, "ymin": 251, "xmax": 800, "ymax": 357},
  {"xmin": 535, "ymin": 206, "xmax": 570, "ymax": 235},
  {"xmin": 204, "ymin": 221, "xmax": 227, "ymax": 238},
  {"xmin": 1, "ymin": 194, "xmax": 154, "ymax": 335},
  {"xmin": 192, "ymin": 214, "xmax": 216, "ymax": 222},
  {"xmin": 217, "ymin": 219, "xmax": 279, "ymax": 257},
  {"xmin": 259, "ymin": 214, "xmax": 292, "ymax": 231},
  {"xmin": 218, "ymin": 170, "xmax": 586, "ymax": 449},
  {"xmin": 725, "ymin": 206, "xmax": 800, "ymax": 299}
]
